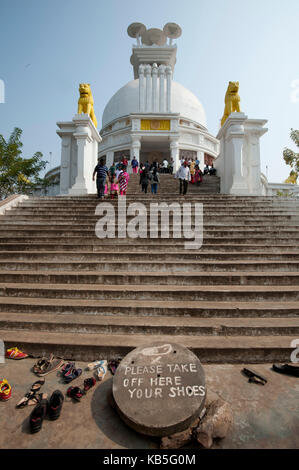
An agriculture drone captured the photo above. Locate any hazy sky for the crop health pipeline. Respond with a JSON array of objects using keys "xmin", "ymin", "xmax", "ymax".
[{"xmin": 1, "ymin": 0, "xmax": 298, "ymax": 182}]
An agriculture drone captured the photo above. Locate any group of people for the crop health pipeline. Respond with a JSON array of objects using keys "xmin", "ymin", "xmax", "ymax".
[
  {"xmin": 175, "ymin": 157, "xmax": 216, "ymax": 196},
  {"xmin": 139, "ymin": 163, "xmax": 160, "ymax": 194},
  {"xmin": 93, "ymin": 156, "xmax": 130, "ymax": 199},
  {"xmin": 93, "ymin": 154, "xmax": 216, "ymax": 199}
]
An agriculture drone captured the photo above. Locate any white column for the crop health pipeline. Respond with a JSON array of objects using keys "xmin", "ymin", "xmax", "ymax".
[
  {"xmin": 69, "ymin": 134, "xmax": 90, "ymax": 195},
  {"xmin": 158, "ymin": 65, "xmax": 166, "ymax": 113},
  {"xmin": 106, "ymin": 150, "xmax": 114, "ymax": 168},
  {"xmin": 139, "ymin": 64, "xmax": 145, "ymax": 112},
  {"xmin": 244, "ymin": 120, "xmax": 268, "ymax": 195},
  {"xmin": 59, "ymin": 135, "xmax": 71, "ymax": 195},
  {"xmin": 216, "ymin": 113, "xmax": 249, "ymax": 195},
  {"xmin": 197, "ymin": 151, "xmax": 205, "ymax": 172},
  {"xmin": 145, "ymin": 64, "xmax": 152, "ymax": 112},
  {"xmin": 170, "ymin": 138, "xmax": 180, "ymax": 172},
  {"xmin": 166, "ymin": 65, "xmax": 172, "ymax": 112},
  {"xmin": 131, "ymin": 135, "xmax": 141, "ymax": 164},
  {"xmin": 152, "ymin": 63, "xmax": 158, "ymax": 112}
]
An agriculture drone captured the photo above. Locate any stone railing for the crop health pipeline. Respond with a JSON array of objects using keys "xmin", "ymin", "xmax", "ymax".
[{"xmin": 0, "ymin": 194, "xmax": 29, "ymax": 215}]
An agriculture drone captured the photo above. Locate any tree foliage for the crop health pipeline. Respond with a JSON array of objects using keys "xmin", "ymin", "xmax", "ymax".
[
  {"xmin": 0, "ymin": 128, "xmax": 56, "ymax": 199},
  {"xmin": 283, "ymin": 128, "xmax": 299, "ymax": 184}
]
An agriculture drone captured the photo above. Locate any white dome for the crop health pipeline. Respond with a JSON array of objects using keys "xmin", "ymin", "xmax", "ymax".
[{"xmin": 102, "ymin": 79, "xmax": 207, "ymax": 128}]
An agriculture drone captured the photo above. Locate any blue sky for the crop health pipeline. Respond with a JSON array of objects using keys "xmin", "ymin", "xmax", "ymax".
[{"xmin": 0, "ymin": 0, "xmax": 298, "ymax": 182}]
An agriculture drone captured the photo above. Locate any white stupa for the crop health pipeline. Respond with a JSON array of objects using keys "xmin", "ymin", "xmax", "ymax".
[{"xmin": 98, "ymin": 22, "xmax": 219, "ymax": 172}]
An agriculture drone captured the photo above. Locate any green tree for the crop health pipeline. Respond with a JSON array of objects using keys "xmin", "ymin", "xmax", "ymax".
[
  {"xmin": 0, "ymin": 127, "xmax": 55, "ymax": 199},
  {"xmin": 283, "ymin": 128, "xmax": 299, "ymax": 184}
]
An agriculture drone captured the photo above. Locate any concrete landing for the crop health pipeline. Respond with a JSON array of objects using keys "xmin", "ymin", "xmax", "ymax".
[{"xmin": 0, "ymin": 358, "xmax": 298, "ymax": 449}]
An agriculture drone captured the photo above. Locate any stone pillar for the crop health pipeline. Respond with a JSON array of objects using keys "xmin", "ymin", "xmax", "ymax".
[
  {"xmin": 57, "ymin": 114, "xmax": 101, "ymax": 196},
  {"xmin": 216, "ymin": 113, "xmax": 248, "ymax": 195},
  {"xmin": 139, "ymin": 64, "xmax": 145, "ymax": 112},
  {"xmin": 152, "ymin": 63, "xmax": 158, "ymax": 112},
  {"xmin": 159, "ymin": 65, "xmax": 166, "ymax": 113},
  {"xmin": 197, "ymin": 151, "xmax": 205, "ymax": 172},
  {"xmin": 59, "ymin": 135, "xmax": 72, "ymax": 195},
  {"xmin": 145, "ymin": 64, "xmax": 152, "ymax": 113},
  {"xmin": 166, "ymin": 65, "xmax": 172, "ymax": 112},
  {"xmin": 131, "ymin": 135, "xmax": 141, "ymax": 165},
  {"xmin": 243, "ymin": 120, "xmax": 268, "ymax": 195},
  {"xmin": 170, "ymin": 137, "xmax": 180, "ymax": 172}
]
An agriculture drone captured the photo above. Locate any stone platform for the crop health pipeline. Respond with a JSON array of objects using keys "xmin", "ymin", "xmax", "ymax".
[{"xmin": 0, "ymin": 358, "xmax": 298, "ymax": 449}]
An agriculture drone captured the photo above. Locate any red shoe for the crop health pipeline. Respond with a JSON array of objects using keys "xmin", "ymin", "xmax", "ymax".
[
  {"xmin": 6, "ymin": 347, "xmax": 29, "ymax": 360},
  {"xmin": 0, "ymin": 379, "xmax": 12, "ymax": 400}
]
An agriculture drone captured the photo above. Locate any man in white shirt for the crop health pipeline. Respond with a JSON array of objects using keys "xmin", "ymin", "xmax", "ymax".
[
  {"xmin": 162, "ymin": 158, "xmax": 168, "ymax": 173},
  {"xmin": 175, "ymin": 162, "xmax": 191, "ymax": 195}
]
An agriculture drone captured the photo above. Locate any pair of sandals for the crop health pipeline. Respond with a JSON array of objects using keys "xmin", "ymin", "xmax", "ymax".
[
  {"xmin": 67, "ymin": 377, "xmax": 96, "ymax": 402},
  {"xmin": 33, "ymin": 354, "xmax": 64, "ymax": 377},
  {"xmin": 61, "ymin": 362, "xmax": 82, "ymax": 383},
  {"xmin": 16, "ymin": 379, "xmax": 45, "ymax": 408},
  {"xmin": 87, "ymin": 359, "xmax": 108, "ymax": 381}
]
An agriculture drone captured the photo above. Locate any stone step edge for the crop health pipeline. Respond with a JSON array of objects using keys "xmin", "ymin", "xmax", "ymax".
[
  {"xmin": 1, "ymin": 296, "xmax": 299, "ymax": 309},
  {"xmin": 1, "ymin": 312, "xmax": 298, "ymax": 328},
  {"xmin": 3, "ymin": 282, "xmax": 299, "ymax": 293},
  {"xmin": 0, "ymin": 329, "xmax": 295, "ymax": 349},
  {"xmin": 1, "ymin": 269, "xmax": 299, "ymax": 278}
]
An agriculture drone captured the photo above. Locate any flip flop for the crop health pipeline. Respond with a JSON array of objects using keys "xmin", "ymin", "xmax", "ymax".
[
  {"xmin": 87, "ymin": 360, "xmax": 105, "ymax": 371},
  {"xmin": 96, "ymin": 361, "xmax": 107, "ymax": 381},
  {"xmin": 66, "ymin": 386, "xmax": 84, "ymax": 402}
]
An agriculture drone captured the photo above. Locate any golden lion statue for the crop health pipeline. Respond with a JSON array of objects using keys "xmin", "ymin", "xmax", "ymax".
[
  {"xmin": 285, "ymin": 171, "xmax": 298, "ymax": 184},
  {"xmin": 77, "ymin": 83, "xmax": 97, "ymax": 128},
  {"xmin": 221, "ymin": 81, "xmax": 241, "ymax": 127}
]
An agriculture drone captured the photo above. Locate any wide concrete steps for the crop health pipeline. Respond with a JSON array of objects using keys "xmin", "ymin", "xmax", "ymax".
[
  {"xmin": 1, "ymin": 179, "xmax": 299, "ymax": 363},
  {"xmin": 2, "ymin": 282, "xmax": 299, "ymax": 302},
  {"xmin": 2, "ymin": 250, "xmax": 299, "ymax": 261},
  {"xmin": 1, "ymin": 312, "xmax": 297, "ymax": 336},
  {"xmin": 0, "ymin": 329, "xmax": 294, "ymax": 363},
  {"xmin": 1, "ymin": 296, "xmax": 298, "ymax": 318},
  {"xmin": 1, "ymin": 260, "xmax": 299, "ymax": 272},
  {"xmin": 1, "ymin": 243, "xmax": 299, "ymax": 252},
  {"xmin": 2, "ymin": 270, "xmax": 299, "ymax": 285}
]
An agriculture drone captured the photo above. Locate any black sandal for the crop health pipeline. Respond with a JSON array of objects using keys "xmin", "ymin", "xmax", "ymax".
[
  {"xmin": 67, "ymin": 386, "xmax": 84, "ymax": 402},
  {"xmin": 83, "ymin": 377, "xmax": 96, "ymax": 393},
  {"xmin": 272, "ymin": 364, "xmax": 299, "ymax": 377},
  {"xmin": 29, "ymin": 394, "xmax": 48, "ymax": 433},
  {"xmin": 49, "ymin": 390, "xmax": 64, "ymax": 420}
]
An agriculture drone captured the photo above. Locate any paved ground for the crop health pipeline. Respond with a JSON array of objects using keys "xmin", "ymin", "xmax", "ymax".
[{"xmin": 0, "ymin": 358, "xmax": 298, "ymax": 449}]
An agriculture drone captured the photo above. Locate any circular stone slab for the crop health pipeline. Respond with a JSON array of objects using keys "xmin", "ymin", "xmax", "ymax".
[{"xmin": 112, "ymin": 342, "xmax": 206, "ymax": 437}]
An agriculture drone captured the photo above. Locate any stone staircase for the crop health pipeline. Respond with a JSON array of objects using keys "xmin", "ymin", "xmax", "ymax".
[{"xmin": 0, "ymin": 174, "xmax": 298, "ymax": 363}]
